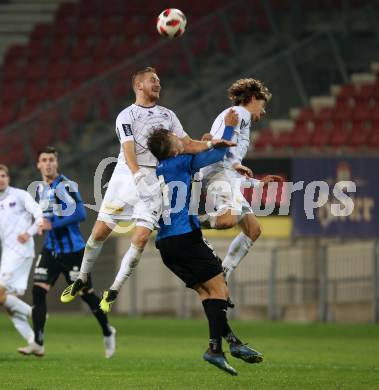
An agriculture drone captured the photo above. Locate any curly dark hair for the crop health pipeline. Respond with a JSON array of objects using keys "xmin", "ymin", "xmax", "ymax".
[
  {"xmin": 147, "ymin": 128, "xmax": 172, "ymax": 160},
  {"xmin": 228, "ymin": 78, "xmax": 272, "ymax": 106}
]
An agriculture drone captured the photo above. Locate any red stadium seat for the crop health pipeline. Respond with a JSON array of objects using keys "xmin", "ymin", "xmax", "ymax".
[
  {"xmin": 347, "ymin": 128, "xmax": 370, "ymax": 149},
  {"xmin": 272, "ymin": 131, "xmax": 292, "ymax": 149},
  {"xmin": 0, "ymin": 105, "xmax": 17, "ymax": 128},
  {"xmin": 368, "ymin": 130, "xmax": 379, "ymax": 149},
  {"xmin": 291, "ymin": 130, "xmax": 311, "ymax": 148},
  {"xmin": 310, "ymin": 129, "xmax": 330, "ymax": 149},
  {"xmin": 329, "ymin": 129, "xmax": 349, "ymax": 148},
  {"xmin": 254, "ymin": 130, "xmax": 274, "ymax": 150}
]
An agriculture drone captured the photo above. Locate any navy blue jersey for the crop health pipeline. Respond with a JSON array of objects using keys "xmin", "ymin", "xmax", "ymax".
[
  {"xmin": 156, "ymin": 126, "xmax": 234, "ymax": 241},
  {"xmin": 36, "ymin": 174, "xmax": 86, "ymax": 254}
]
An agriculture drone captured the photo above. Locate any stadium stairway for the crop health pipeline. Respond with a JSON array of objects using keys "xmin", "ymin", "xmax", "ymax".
[
  {"xmin": 0, "ymin": 0, "xmax": 76, "ymax": 65},
  {"xmin": 254, "ymin": 62, "xmax": 379, "ymax": 155}
]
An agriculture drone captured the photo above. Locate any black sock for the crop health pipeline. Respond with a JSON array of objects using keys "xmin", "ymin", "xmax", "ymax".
[
  {"xmin": 202, "ymin": 299, "xmax": 228, "ymax": 354},
  {"xmin": 32, "ymin": 285, "xmax": 47, "ymax": 346},
  {"xmin": 221, "ymin": 307, "xmax": 243, "ymax": 345},
  {"xmin": 224, "ymin": 326, "xmax": 243, "ymax": 345},
  {"xmin": 81, "ymin": 291, "xmax": 111, "ymax": 337}
]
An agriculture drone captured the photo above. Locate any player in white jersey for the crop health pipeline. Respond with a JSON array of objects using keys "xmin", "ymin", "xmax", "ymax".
[
  {"xmin": 201, "ymin": 79, "xmax": 281, "ymax": 283},
  {"xmin": 0, "ymin": 164, "xmax": 42, "ymax": 347},
  {"xmin": 61, "ymin": 67, "xmax": 215, "ymax": 303}
]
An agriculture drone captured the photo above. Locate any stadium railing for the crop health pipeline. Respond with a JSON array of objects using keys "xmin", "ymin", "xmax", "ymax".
[{"xmin": 119, "ymin": 236, "xmax": 379, "ymax": 323}]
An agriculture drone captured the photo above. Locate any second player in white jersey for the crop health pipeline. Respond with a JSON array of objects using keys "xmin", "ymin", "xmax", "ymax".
[
  {"xmin": 0, "ymin": 186, "xmax": 42, "ymax": 260},
  {"xmin": 199, "ymin": 78, "xmax": 280, "ymax": 287},
  {"xmin": 0, "ymin": 164, "xmax": 42, "ymax": 347}
]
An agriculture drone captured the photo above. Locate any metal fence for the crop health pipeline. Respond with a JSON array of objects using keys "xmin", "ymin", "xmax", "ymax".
[{"xmin": 115, "ymin": 236, "xmax": 379, "ymax": 323}]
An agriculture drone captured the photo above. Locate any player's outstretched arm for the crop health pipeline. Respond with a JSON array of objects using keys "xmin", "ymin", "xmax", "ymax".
[
  {"xmin": 50, "ymin": 193, "xmax": 86, "ymax": 229},
  {"xmin": 190, "ymin": 109, "xmax": 239, "ymax": 171}
]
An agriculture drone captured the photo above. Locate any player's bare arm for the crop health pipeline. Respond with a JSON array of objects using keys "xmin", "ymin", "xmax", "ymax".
[{"xmin": 122, "ymin": 141, "xmax": 140, "ymax": 174}]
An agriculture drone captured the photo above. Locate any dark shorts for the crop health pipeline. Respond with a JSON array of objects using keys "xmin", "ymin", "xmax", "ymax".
[
  {"xmin": 33, "ymin": 247, "xmax": 92, "ymax": 288},
  {"xmin": 156, "ymin": 229, "xmax": 223, "ymax": 289}
]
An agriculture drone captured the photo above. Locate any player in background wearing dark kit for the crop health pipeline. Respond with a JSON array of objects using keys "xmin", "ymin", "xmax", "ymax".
[
  {"xmin": 17, "ymin": 146, "xmax": 116, "ymax": 358},
  {"xmin": 146, "ymin": 109, "xmax": 263, "ymax": 376}
]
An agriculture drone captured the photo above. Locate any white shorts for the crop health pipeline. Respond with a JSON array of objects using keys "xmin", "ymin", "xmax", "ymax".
[
  {"xmin": 98, "ymin": 164, "xmax": 161, "ymax": 231},
  {"xmin": 0, "ymin": 251, "xmax": 33, "ymax": 296},
  {"xmin": 203, "ymin": 169, "xmax": 253, "ymax": 217}
]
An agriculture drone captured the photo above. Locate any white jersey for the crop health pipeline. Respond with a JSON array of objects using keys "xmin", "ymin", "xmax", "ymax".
[
  {"xmin": 202, "ymin": 105, "xmax": 252, "ymax": 176},
  {"xmin": 0, "ymin": 186, "xmax": 42, "ymax": 258},
  {"xmin": 115, "ymin": 103, "xmax": 187, "ymax": 169}
]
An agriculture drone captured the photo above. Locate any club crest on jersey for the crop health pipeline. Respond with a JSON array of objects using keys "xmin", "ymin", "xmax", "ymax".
[
  {"xmin": 122, "ymin": 124, "xmax": 133, "ymax": 136},
  {"xmin": 240, "ymin": 119, "xmax": 248, "ymax": 129}
]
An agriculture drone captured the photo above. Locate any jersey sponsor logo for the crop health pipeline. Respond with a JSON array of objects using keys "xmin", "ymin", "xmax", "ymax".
[
  {"xmin": 122, "ymin": 124, "xmax": 133, "ymax": 136},
  {"xmin": 9, "ymin": 202, "xmax": 16, "ymax": 207},
  {"xmin": 34, "ymin": 267, "xmax": 48, "ymax": 275}
]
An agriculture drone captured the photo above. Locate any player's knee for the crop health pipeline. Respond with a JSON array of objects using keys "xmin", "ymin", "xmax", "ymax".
[
  {"xmin": 0, "ymin": 287, "xmax": 7, "ymax": 304},
  {"xmin": 249, "ymin": 223, "xmax": 262, "ymax": 241},
  {"xmin": 32, "ymin": 285, "xmax": 47, "ymax": 306},
  {"xmin": 132, "ymin": 230, "xmax": 151, "ymax": 249},
  {"xmin": 91, "ymin": 229, "xmax": 109, "ymax": 242},
  {"xmin": 216, "ymin": 215, "xmax": 237, "ymax": 230},
  {"xmin": 208, "ymin": 281, "xmax": 228, "ymax": 300}
]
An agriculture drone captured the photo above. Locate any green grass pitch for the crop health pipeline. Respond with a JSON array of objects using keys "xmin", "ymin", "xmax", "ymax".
[{"xmin": 0, "ymin": 314, "xmax": 378, "ymax": 389}]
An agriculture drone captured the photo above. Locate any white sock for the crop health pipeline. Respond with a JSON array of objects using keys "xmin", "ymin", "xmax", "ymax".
[
  {"xmin": 110, "ymin": 244, "xmax": 143, "ymax": 291},
  {"xmin": 79, "ymin": 235, "xmax": 104, "ymax": 280},
  {"xmin": 10, "ymin": 313, "xmax": 34, "ymax": 343},
  {"xmin": 222, "ymin": 232, "xmax": 254, "ymax": 283},
  {"xmin": 4, "ymin": 294, "xmax": 32, "ymax": 317}
]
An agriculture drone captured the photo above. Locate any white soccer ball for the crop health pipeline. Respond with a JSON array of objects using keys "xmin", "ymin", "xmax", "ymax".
[{"xmin": 156, "ymin": 8, "xmax": 187, "ymax": 38}]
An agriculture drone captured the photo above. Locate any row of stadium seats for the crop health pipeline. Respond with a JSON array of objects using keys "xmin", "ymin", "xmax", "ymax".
[
  {"xmin": 0, "ymin": 0, "xmax": 241, "ymax": 130},
  {"xmin": 255, "ymin": 71, "xmax": 379, "ymax": 152},
  {"xmin": 255, "ymin": 127, "xmax": 379, "ymax": 151},
  {"xmin": 0, "ymin": 0, "xmax": 372, "ymax": 131}
]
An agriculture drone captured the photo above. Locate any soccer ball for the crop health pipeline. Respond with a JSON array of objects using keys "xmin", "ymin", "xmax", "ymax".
[{"xmin": 156, "ymin": 8, "xmax": 187, "ymax": 38}]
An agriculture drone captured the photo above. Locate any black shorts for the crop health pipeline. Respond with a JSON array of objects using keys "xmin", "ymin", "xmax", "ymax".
[
  {"xmin": 33, "ymin": 247, "xmax": 92, "ymax": 288},
  {"xmin": 156, "ymin": 229, "xmax": 223, "ymax": 289}
]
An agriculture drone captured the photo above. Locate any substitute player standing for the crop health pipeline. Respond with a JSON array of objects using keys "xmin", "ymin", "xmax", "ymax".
[
  {"xmin": 0, "ymin": 164, "xmax": 42, "ymax": 347},
  {"xmin": 17, "ymin": 147, "xmax": 115, "ymax": 358},
  {"xmin": 61, "ymin": 67, "xmax": 214, "ymax": 303},
  {"xmin": 143, "ymin": 109, "xmax": 263, "ymax": 375},
  {"xmin": 201, "ymin": 79, "xmax": 281, "ymax": 283}
]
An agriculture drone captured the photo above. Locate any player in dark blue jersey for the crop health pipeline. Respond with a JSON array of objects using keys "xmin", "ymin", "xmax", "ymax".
[
  {"xmin": 102, "ymin": 110, "xmax": 263, "ymax": 375},
  {"xmin": 18, "ymin": 146, "xmax": 116, "ymax": 358}
]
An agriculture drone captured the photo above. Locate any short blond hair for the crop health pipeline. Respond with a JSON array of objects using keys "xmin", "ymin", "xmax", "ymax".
[
  {"xmin": 0, "ymin": 164, "xmax": 9, "ymax": 176},
  {"xmin": 131, "ymin": 66, "xmax": 157, "ymax": 91},
  {"xmin": 228, "ymin": 78, "xmax": 272, "ymax": 106}
]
